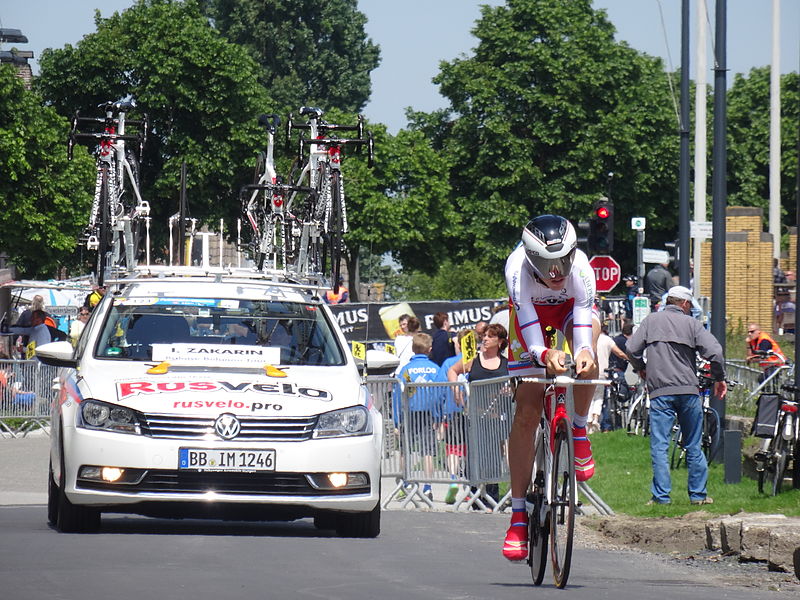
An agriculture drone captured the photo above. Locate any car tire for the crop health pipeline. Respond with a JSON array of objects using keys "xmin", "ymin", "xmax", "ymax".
[
  {"xmin": 47, "ymin": 460, "xmax": 59, "ymax": 527},
  {"xmin": 334, "ymin": 503, "xmax": 380, "ymax": 538},
  {"xmin": 313, "ymin": 513, "xmax": 337, "ymax": 531},
  {"xmin": 55, "ymin": 435, "xmax": 101, "ymax": 533}
]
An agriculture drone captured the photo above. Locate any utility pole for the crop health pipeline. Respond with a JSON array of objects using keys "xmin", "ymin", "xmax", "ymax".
[{"xmin": 678, "ymin": 0, "xmax": 691, "ymax": 286}]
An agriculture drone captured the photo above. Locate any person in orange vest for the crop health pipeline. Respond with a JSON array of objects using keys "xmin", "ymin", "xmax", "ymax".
[
  {"xmin": 324, "ymin": 277, "xmax": 349, "ymax": 304},
  {"xmin": 745, "ymin": 323, "xmax": 786, "ymax": 382}
]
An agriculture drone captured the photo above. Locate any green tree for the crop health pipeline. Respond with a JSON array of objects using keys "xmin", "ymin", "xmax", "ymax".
[
  {"xmin": 727, "ymin": 67, "xmax": 800, "ymax": 232},
  {"xmin": 335, "ymin": 118, "xmax": 458, "ymax": 300},
  {"xmin": 35, "ymin": 0, "xmax": 269, "ymax": 254},
  {"xmin": 420, "ymin": 0, "xmax": 680, "ymax": 271},
  {"xmin": 199, "ymin": 0, "xmax": 380, "ymax": 113},
  {"xmin": 0, "ymin": 66, "xmax": 94, "ymax": 277}
]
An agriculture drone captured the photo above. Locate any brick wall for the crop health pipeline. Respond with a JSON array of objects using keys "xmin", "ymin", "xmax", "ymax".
[{"xmin": 699, "ymin": 207, "xmax": 774, "ymax": 332}]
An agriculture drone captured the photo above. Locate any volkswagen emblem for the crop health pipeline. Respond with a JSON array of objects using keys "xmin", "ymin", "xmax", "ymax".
[{"xmin": 214, "ymin": 413, "xmax": 241, "ymax": 440}]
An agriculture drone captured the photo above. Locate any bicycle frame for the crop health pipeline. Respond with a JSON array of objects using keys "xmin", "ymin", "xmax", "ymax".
[{"xmin": 521, "ymin": 372, "xmax": 608, "ymax": 588}]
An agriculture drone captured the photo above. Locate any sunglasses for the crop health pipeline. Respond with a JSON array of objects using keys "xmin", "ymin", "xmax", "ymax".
[{"xmin": 747, "ymin": 330, "xmax": 756, "ymax": 334}]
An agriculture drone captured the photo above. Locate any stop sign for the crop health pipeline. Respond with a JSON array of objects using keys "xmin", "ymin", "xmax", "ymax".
[{"xmin": 588, "ymin": 255, "xmax": 621, "ymax": 293}]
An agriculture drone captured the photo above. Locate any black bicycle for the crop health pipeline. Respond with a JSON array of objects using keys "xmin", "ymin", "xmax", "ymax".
[
  {"xmin": 755, "ymin": 382, "xmax": 800, "ymax": 495},
  {"xmin": 669, "ymin": 363, "xmax": 729, "ymax": 469},
  {"xmin": 602, "ymin": 367, "xmax": 631, "ymax": 431}
]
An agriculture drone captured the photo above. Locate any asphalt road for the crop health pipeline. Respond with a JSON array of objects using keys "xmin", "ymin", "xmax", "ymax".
[{"xmin": 0, "ymin": 434, "xmax": 794, "ymax": 600}]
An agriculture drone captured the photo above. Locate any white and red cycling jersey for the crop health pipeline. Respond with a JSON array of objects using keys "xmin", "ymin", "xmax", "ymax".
[{"xmin": 505, "ymin": 244, "xmax": 597, "ymax": 376}]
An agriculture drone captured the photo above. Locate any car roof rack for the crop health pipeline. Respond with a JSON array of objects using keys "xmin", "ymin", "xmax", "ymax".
[{"xmin": 103, "ymin": 265, "xmax": 328, "ymax": 297}]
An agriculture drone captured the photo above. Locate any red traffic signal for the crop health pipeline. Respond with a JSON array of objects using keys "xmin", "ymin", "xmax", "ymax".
[{"xmin": 595, "ymin": 206, "xmax": 610, "ymax": 219}]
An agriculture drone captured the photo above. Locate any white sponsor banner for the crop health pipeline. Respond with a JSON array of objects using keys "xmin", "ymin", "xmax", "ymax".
[{"xmin": 151, "ymin": 343, "xmax": 279, "ymax": 366}]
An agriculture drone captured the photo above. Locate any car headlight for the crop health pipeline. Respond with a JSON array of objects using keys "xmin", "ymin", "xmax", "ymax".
[
  {"xmin": 313, "ymin": 405, "xmax": 372, "ymax": 438},
  {"xmin": 79, "ymin": 399, "xmax": 142, "ymax": 435}
]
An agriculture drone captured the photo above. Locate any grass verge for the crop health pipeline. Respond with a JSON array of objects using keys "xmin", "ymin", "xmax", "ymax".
[{"xmin": 586, "ymin": 429, "xmax": 800, "ymax": 517}]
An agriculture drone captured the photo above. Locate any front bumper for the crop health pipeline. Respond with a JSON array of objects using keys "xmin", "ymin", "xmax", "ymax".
[{"xmin": 61, "ymin": 425, "xmax": 381, "ymax": 514}]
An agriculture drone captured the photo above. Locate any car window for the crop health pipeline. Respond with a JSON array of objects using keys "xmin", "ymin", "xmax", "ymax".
[{"xmin": 94, "ymin": 297, "xmax": 345, "ymax": 366}]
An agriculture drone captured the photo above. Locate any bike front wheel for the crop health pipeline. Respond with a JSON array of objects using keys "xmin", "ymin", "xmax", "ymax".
[
  {"xmin": 703, "ymin": 406, "xmax": 721, "ymax": 463},
  {"xmin": 549, "ymin": 416, "xmax": 575, "ymax": 589},
  {"xmin": 328, "ymin": 170, "xmax": 344, "ymax": 293},
  {"xmin": 527, "ymin": 489, "xmax": 548, "ymax": 586},
  {"xmin": 96, "ymin": 165, "xmax": 112, "ymax": 285},
  {"xmin": 669, "ymin": 425, "xmax": 684, "ymax": 470}
]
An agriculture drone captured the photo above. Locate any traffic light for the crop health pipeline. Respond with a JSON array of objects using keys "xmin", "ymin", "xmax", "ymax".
[{"xmin": 588, "ymin": 200, "xmax": 614, "ymax": 255}]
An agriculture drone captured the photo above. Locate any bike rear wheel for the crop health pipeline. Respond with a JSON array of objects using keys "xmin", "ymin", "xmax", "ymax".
[
  {"xmin": 550, "ymin": 416, "xmax": 575, "ymax": 589},
  {"xmin": 96, "ymin": 165, "xmax": 112, "ymax": 285},
  {"xmin": 328, "ymin": 170, "xmax": 344, "ymax": 293},
  {"xmin": 792, "ymin": 440, "xmax": 800, "ymax": 489},
  {"xmin": 771, "ymin": 434, "xmax": 787, "ymax": 496},
  {"xmin": 669, "ymin": 425, "xmax": 684, "ymax": 470}
]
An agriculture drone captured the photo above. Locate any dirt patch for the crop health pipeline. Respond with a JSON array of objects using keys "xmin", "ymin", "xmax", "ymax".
[{"xmin": 581, "ymin": 510, "xmax": 712, "ymax": 554}]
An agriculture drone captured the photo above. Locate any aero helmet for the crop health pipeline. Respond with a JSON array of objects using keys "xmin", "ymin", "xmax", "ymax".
[{"xmin": 521, "ymin": 215, "xmax": 577, "ymax": 280}]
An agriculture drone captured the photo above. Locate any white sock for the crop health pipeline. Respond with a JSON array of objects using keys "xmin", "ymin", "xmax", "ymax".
[
  {"xmin": 573, "ymin": 414, "xmax": 588, "ymax": 429},
  {"xmin": 511, "ymin": 497, "xmax": 526, "ymax": 512}
]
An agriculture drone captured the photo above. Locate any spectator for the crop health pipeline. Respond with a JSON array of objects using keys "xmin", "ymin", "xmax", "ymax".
[
  {"xmin": 626, "ymin": 285, "xmax": 726, "ymax": 505},
  {"xmin": 8, "ymin": 310, "xmax": 52, "ymax": 357},
  {"xmin": 394, "ymin": 316, "xmax": 421, "ymax": 375},
  {"xmin": 448, "ymin": 323, "xmax": 509, "ymax": 506},
  {"xmin": 436, "ymin": 328, "xmax": 475, "ymax": 504},
  {"xmin": 430, "ymin": 311, "xmax": 455, "ymax": 366},
  {"xmin": 588, "ymin": 324, "xmax": 628, "ymax": 433},
  {"xmin": 323, "ymin": 277, "xmax": 349, "ymax": 304},
  {"xmin": 489, "ymin": 303, "xmax": 510, "ymax": 357},
  {"xmin": 84, "ymin": 285, "xmax": 106, "ymax": 310},
  {"xmin": 775, "ymin": 292, "xmax": 795, "ymax": 335},
  {"xmin": 621, "ymin": 275, "xmax": 637, "ymax": 319},
  {"xmin": 16, "ymin": 294, "xmax": 45, "ymax": 327},
  {"xmin": 393, "ymin": 332, "xmax": 442, "ymax": 501},
  {"xmin": 773, "ymin": 258, "xmax": 787, "ymax": 283},
  {"xmin": 70, "ymin": 308, "xmax": 91, "ymax": 346},
  {"xmin": 475, "ymin": 320, "xmax": 488, "ymax": 350},
  {"xmin": 745, "ymin": 322, "xmax": 786, "ymax": 381},
  {"xmin": 644, "ymin": 261, "xmax": 672, "ymax": 311}
]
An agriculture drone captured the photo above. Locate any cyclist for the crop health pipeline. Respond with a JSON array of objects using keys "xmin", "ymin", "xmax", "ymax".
[{"xmin": 501, "ymin": 214, "xmax": 599, "ymax": 562}]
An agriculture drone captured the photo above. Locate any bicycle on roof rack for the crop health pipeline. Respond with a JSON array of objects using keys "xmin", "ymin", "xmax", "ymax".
[
  {"xmin": 240, "ymin": 113, "xmax": 317, "ymax": 272},
  {"xmin": 285, "ymin": 107, "xmax": 374, "ymax": 293},
  {"xmin": 68, "ymin": 100, "xmax": 149, "ymax": 285}
]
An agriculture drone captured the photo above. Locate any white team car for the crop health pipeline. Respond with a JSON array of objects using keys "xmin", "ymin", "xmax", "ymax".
[{"xmin": 37, "ymin": 269, "xmax": 383, "ymax": 537}]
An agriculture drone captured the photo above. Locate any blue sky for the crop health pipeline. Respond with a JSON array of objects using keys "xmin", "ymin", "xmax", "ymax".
[{"xmin": 2, "ymin": 1, "xmax": 798, "ymax": 133}]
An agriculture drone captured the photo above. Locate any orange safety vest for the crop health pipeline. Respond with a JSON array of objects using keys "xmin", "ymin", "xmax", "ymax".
[{"xmin": 748, "ymin": 332, "xmax": 785, "ymax": 369}]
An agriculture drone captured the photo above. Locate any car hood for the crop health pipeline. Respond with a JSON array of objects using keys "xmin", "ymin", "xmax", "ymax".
[{"xmin": 76, "ymin": 361, "xmax": 366, "ymax": 417}]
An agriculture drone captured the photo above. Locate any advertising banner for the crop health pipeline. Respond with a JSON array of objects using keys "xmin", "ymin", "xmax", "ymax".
[{"xmin": 328, "ymin": 299, "xmax": 506, "ymax": 343}]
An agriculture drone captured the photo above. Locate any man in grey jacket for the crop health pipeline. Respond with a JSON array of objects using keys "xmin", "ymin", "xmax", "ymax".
[{"xmin": 626, "ymin": 286, "xmax": 727, "ymax": 505}]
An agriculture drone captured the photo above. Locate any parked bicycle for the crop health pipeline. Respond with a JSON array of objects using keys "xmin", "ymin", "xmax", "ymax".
[
  {"xmin": 522, "ymin": 353, "xmax": 608, "ymax": 588},
  {"xmin": 68, "ymin": 100, "xmax": 149, "ymax": 285},
  {"xmin": 286, "ymin": 107, "xmax": 373, "ymax": 292},
  {"xmin": 626, "ymin": 380, "xmax": 649, "ymax": 437},
  {"xmin": 602, "ymin": 367, "xmax": 632, "ymax": 431},
  {"xmin": 669, "ymin": 361, "xmax": 731, "ymax": 469},
  {"xmin": 754, "ymin": 381, "xmax": 800, "ymax": 495}
]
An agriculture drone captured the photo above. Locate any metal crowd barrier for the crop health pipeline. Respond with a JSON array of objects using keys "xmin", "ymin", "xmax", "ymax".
[{"xmin": 0, "ymin": 359, "xmax": 58, "ymax": 437}]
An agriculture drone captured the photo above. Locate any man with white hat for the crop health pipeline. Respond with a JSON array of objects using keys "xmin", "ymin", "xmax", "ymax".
[{"xmin": 625, "ymin": 285, "xmax": 727, "ymax": 506}]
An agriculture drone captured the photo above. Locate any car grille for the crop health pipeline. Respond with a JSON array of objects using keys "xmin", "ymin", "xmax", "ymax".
[
  {"xmin": 140, "ymin": 413, "xmax": 318, "ymax": 441},
  {"xmin": 79, "ymin": 471, "xmax": 370, "ymax": 496}
]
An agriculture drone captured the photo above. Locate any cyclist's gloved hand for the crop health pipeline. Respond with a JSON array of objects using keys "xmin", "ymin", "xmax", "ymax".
[
  {"xmin": 574, "ymin": 348, "xmax": 596, "ymax": 378},
  {"xmin": 545, "ymin": 349, "xmax": 568, "ymax": 375}
]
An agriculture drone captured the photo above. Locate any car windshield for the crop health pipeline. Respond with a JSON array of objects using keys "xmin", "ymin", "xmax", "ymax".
[{"xmin": 94, "ymin": 297, "xmax": 345, "ymax": 366}]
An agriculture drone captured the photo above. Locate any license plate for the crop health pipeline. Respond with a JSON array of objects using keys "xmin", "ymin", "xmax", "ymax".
[{"xmin": 179, "ymin": 448, "xmax": 276, "ymax": 472}]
